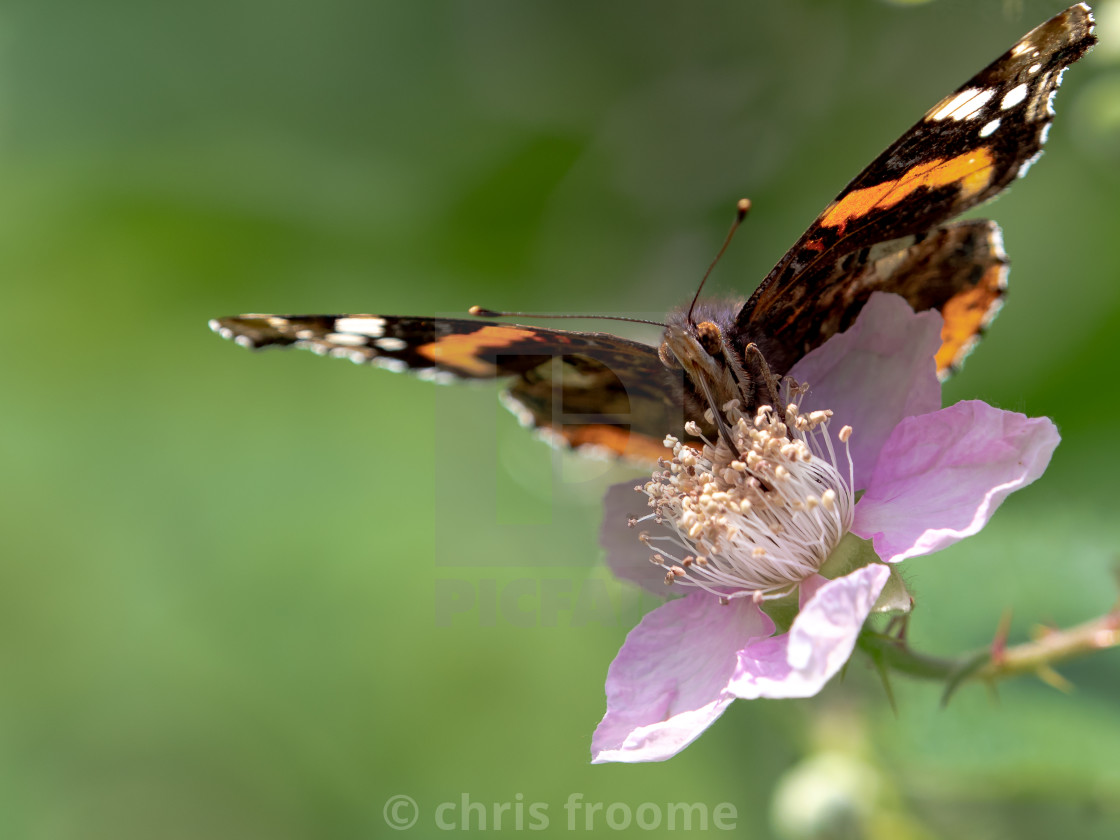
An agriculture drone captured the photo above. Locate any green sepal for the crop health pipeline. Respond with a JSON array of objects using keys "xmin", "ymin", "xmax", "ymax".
[
  {"xmin": 818, "ymin": 532, "xmax": 880, "ymax": 579},
  {"xmin": 872, "ymin": 566, "xmax": 913, "ymax": 615},
  {"xmin": 760, "ymin": 589, "xmax": 800, "ymax": 635}
]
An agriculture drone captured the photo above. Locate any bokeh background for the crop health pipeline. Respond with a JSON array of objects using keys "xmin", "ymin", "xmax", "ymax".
[{"xmin": 3, "ymin": 0, "xmax": 1120, "ymax": 837}]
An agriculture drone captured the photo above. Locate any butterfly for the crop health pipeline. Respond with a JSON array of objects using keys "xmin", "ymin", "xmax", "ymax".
[{"xmin": 211, "ymin": 4, "xmax": 1096, "ymax": 464}]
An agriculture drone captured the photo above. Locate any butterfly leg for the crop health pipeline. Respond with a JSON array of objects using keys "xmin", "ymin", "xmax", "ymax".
[{"xmin": 743, "ymin": 343, "xmax": 784, "ymax": 414}]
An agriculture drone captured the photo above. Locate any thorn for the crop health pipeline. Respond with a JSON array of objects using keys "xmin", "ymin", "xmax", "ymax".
[
  {"xmin": 1036, "ymin": 665, "xmax": 1074, "ymax": 693},
  {"xmin": 940, "ymin": 651, "xmax": 988, "ymax": 708},
  {"xmin": 984, "ymin": 680, "xmax": 1001, "ymax": 705},
  {"xmin": 872, "ymin": 654, "xmax": 898, "ymax": 716},
  {"xmin": 1030, "ymin": 622, "xmax": 1059, "ymax": 640},
  {"xmin": 886, "ymin": 613, "xmax": 911, "ymax": 642},
  {"xmin": 990, "ymin": 608, "xmax": 1013, "ymax": 664}
]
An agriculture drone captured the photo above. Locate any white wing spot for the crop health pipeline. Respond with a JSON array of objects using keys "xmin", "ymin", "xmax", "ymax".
[
  {"xmin": 1028, "ymin": 63, "xmax": 1042, "ymax": 74},
  {"xmin": 325, "ymin": 332, "xmax": 369, "ymax": 347},
  {"xmin": 234, "ymin": 335, "xmax": 254, "ymax": 349},
  {"xmin": 373, "ymin": 357, "xmax": 408, "ymax": 374},
  {"xmin": 416, "ymin": 367, "xmax": 460, "ymax": 385},
  {"xmin": 1001, "ymin": 83, "xmax": 1029, "ymax": 110},
  {"xmin": 334, "ymin": 317, "xmax": 386, "ymax": 337},
  {"xmin": 375, "ymin": 336, "xmax": 408, "ymax": 352},
  {"xmin": 209, "ymin": 320, "xmax": 235, "ymax": 341},
  {"xmin": 930, "ymin": 88, "xmax": 993, "ymax": 121},
  {"xmin": 979, "ymin": 118, "xmax": 1001, "ymax": 138},
  {"xmin": 499, "ymin": 391, "xmax": 537, "ymax": 428}
]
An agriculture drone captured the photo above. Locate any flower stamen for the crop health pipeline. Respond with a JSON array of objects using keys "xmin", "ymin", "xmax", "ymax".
[{"xmin": 639, "ymin": 388, "xmax": 856, "ymax": 600}]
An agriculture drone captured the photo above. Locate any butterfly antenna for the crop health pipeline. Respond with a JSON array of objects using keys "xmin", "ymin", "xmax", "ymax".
[
  {"xmin": 687, "ymin": 198, "xmax": 751, "ymax": 324},
  {"xmin": 467, "ymin": 306, "xmax": 666, "ymax": 329}
]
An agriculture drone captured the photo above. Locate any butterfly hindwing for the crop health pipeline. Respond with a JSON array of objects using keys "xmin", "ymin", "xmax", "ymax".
[{"xmin": 744, "ymin": 220, "xmax": 1008, "ymax": 378}]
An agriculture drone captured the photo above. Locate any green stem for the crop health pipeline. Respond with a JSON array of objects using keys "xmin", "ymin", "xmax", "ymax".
[{"xmin": 857, "ymin": 631, "xmax": 961, "ymax": 681}]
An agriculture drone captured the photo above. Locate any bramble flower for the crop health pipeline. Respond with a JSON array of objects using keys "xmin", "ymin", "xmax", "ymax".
[{"xmin": 592, "ymin": 293, "xmax": 1060, "ymax": 763}]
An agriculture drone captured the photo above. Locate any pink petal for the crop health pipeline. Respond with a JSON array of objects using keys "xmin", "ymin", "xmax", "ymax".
[
  {"xmin": 592, "ymin": 592, "xmax": 773, "ymax": 763},
  {"xmin": 600, "ymin": 481, "xmax": 679, "ymax": 597},
  {"xmin": 852, "ymin": 401, "xmax": 1060, "ymax": 563},
  {"xmin": 728, "ymin": 565, "xmax": 889, "ymax": 699},
  {"xmin": 787, "ymin": 292, "xmax": 943, "ymax": 490}
]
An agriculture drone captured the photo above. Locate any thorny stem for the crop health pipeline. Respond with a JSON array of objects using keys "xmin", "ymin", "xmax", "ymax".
[
  {"xmin": 857, "ymin": 602, "xmax": 1120, "ymax": 695},
  {"xmin": 974, "ymin": 608, "xmax": 1120, "ymax": 681}
]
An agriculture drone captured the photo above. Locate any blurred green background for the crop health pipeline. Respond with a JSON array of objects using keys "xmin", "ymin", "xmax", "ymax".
[{"xmin": 3, "ymin": 0, "xmax": 1120, "ymax": 837}]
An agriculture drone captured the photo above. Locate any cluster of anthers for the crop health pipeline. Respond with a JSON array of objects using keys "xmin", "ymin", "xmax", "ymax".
[{"xmin": 633, "ymin": 391, "xmax": 855, "ymax": 602}]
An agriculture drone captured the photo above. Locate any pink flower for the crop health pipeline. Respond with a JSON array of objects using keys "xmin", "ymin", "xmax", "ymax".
[{"xmin": 592, "ymin": 293, "xmax": 1059, "ymax": 763}]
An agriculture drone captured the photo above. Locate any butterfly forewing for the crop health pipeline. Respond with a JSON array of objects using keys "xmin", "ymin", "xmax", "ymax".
[
  {"xmin": 736, "ymin": 3, "xmax": 1095, "ymax": 369},
  {"xmin": 210, "ymin": 314, "xmax": 681, "ymax": 462}
]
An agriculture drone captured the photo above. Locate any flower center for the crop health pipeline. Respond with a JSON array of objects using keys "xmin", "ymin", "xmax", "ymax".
[{"xmin": 633, "ymin": 394, "xmax": 855, "ymax": 601}]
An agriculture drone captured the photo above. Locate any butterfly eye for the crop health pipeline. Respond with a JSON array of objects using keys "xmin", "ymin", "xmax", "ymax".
[
  {"xmin": 658, "ymin": 341, "xmax": 681, "ymax": 369},
  {"xmin": 695, "ymin": 321, "xmax": 723, "ymax": 356}
]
